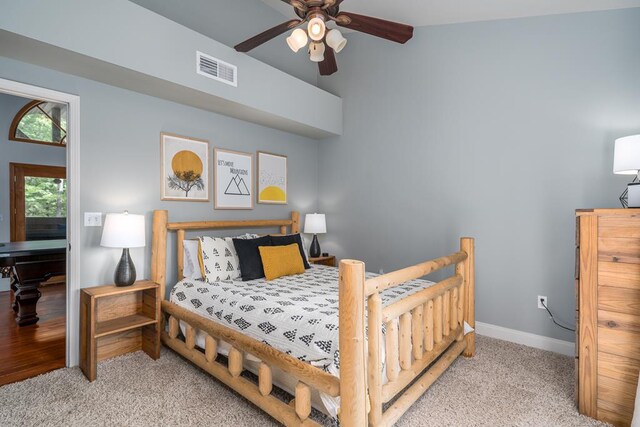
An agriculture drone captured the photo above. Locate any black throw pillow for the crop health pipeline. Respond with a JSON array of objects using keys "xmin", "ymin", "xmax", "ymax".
[
  {"xmin": 270, "ymin": 234, "xmax": 311, "ymax": 269},
  {"xmin": 232, "ymin": 235, "xmax": 272, "ymax": 281}
]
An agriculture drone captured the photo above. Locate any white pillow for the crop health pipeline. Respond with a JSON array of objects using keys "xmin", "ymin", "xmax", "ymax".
[
  {"xmin": 182, "ymin": 240, "xmax": 202, "ymax": 280},
  {"xmin": 198, "ymin": 236, "xmax": 240, "ymax": 282},
  {"xmin": 301, "ymin": 235, "xmax": 310, "ymax": 260}
]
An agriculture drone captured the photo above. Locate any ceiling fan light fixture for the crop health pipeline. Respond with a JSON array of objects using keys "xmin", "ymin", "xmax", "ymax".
[
  {"xmin": 326, "ymin": 29, "xmax": 347, "ymax": 53},
  {"xmin": 307, "ymin": 17, "xmax": 326, "ymax": 41},
  {"xmin": 286, "ymin": 28, "xmax": 308, "ymax": 52},
  {"xmin": 309, "ymin": 41, "xmax": 325, "ymax": 62}
]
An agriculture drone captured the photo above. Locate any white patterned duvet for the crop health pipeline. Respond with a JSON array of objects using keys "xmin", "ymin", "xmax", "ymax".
[{"xmin": 170, "ymin": 264, "xmax": 436, "ymax": 416}]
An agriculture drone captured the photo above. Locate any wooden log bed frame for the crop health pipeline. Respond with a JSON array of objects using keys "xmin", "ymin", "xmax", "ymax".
[{"xmin": 150, "ymin": 210, "xmax": 475, "ymax": 426}]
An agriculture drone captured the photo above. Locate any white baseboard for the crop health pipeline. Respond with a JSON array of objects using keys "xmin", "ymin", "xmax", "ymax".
[{"xmin": 475, "ymin": 321, "xmax": 575, "ymax": 357}]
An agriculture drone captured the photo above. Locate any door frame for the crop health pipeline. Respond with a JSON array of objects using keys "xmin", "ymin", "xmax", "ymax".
[
  {"xmin": 0, "ymin": 77, "xmax": 81, "ymax": 367},
  {"xmin": 10, "ymin": 163, "xmax": 67, "ymax": 242}
]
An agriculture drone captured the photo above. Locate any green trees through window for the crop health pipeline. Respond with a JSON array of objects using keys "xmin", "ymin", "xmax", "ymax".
[
  {"xmin": 9, "ymin": 100, "xmax": 67, "ymax": 146},
  {"xmin": 25, "ymin": 177, "xmax": 67, "ymax": 218}
]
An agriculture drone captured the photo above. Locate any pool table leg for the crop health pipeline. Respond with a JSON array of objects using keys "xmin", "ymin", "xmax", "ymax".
[{"xmin": 14, "ymin": 283, "xmax": 41, "ymax": 326}]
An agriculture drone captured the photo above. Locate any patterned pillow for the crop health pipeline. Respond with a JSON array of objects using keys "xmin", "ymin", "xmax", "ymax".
[{"xmin": 197, "ymin": 237, "xmax": 240, "ymax": 282}]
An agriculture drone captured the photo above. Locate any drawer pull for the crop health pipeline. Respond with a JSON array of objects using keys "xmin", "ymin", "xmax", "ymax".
[{"xmin": 607, "ymin": 321, "xmax": 617, "ymax": 328}]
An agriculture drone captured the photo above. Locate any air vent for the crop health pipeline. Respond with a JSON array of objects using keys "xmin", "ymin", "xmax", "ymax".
[{"xmin": 196, "ymin": 51, "xmax": 237, "ymax": 87}]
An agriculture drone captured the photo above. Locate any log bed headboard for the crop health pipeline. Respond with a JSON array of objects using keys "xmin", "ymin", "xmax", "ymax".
[{"xmin": 150, "ymin": 210, "xmax": 300, "ymax": 300}]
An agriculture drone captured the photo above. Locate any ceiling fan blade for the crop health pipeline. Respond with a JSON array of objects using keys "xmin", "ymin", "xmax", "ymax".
[
  {"xmin": 318, "ymin": 46, "xmax": 338, "ymax": 76},
  {"xmin": 235, "ymin": 19, "xmax": 302, "ymax": 52},
  {"xmin": 281, "ymin": 0, "xmax": 307, "ymax": 12},
  {"xmin": 335, "ymin": 12, "xmax": 413, "ymax": 44},
  {"xmin": 322, "ymin": 0, "xmax": 345, "ymax": 8}
]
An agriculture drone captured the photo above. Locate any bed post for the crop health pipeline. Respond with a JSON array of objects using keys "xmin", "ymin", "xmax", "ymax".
[
  {"xmin": 291, "ymin": 211, "xmax": 300, "ymax": 234},
  {"xmin": 460, "ymin": 237, "xmax": 475, "ymax": 357},
  {"xmin": 339, "ymin": 259, "xmax": 367, "ymax": 426},
  {"xmin": 151, "ymin": 210, "xmax": 168, "ymax": 300}
]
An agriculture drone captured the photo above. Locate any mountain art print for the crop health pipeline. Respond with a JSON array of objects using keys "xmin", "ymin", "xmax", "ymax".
[
  {"xmin": 224, "ymin": 173, "xmax": 251, "ymax": 196},
  {"xmin": 214, "ymin": 148, "xmax": 253, "ymax": 209},
  {"xmin": 161, "ymin": 133, "xmax": 209, "ymax": 202}
]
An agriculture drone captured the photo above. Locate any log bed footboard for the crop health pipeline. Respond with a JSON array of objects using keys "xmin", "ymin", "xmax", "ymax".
[{"xmin": 150, "ymin": 210, "xmax": 475, "ymax": 427}]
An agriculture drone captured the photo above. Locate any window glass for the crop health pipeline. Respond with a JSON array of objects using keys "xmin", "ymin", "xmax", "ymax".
[
  {"xmin": 11, "ymin": 101, "xmax": 67, "ymax": 146},
  {"xmin": 24, "ymin": 177, "xmax": 67, "ymax": 240}
]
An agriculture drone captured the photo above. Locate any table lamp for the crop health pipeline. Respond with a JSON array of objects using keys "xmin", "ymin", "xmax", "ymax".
[
  {"xmin": 614, "ymin": 135, "xmax": 640, "ymax": 208},
  {"xmin": 304, "ymin": 213, "xmax": 326, "ymax": 258},
  {"xmin": 100, "ymin": 211, "xmax": 145, "ymax": 286}
]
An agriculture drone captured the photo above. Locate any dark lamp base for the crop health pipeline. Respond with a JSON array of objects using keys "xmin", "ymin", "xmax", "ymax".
[
  {"xmin": 310, "ymin": 234, "xmax": 321, "ymax": 258},
  {"xmin": 114, "ymin": 248, "xmax": 136, "ymax": 286}
]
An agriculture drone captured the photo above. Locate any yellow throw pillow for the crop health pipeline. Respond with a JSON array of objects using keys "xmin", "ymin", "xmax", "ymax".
[{"xmin": 259, "ymin": 243, "xmax": 305, "ymax": 281}]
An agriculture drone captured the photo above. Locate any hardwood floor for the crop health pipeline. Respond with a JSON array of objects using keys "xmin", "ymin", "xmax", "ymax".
[{"xmin": 0, "ymin": 283, "xmax": 65, "ymax": 386}]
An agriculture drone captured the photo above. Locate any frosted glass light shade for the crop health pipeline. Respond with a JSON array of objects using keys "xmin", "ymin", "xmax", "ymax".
[
  {"xmin": 100, "ymin": 212, "xmax": 145, "ymax": 248},
  {"xmin": 326, "ymin": 29, "xmax": 347, "ymax": 53},
  {"xmin": 614, "ymin": 135, "xmax": 640, "ymax": 175},
  {"xmin": 309, "ymin": 41, "xmax": 325, "ymax": 62},
  {"xmin": 287, "ymin": 29, "xmax": 308, "ymax": 53},
  {"xmin": 307, "ymin": 17, "xmax": 326, "ymax": 41},
  {"xmin": 304, "ymin": 213, "xmax": 326, "ymax": 234}
]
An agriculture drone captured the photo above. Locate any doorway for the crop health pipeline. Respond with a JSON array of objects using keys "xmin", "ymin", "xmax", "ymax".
[{"xmin": 0, "ymin": 77, "xmax": 80, "ymax": 377}]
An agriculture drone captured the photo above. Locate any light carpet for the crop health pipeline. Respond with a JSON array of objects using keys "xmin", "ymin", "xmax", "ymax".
[{"xmin": 0, "ymin": 336, "xmax": 607, "ymax": 426}]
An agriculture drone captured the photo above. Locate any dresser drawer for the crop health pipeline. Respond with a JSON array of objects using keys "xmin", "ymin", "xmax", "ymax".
[
  {"xmin": 598, "ymin": 326, "xmax": 640, "ymax": 362},
  {"xmin": 599, "ymin": 216, "xmax": 640, "ymax": 238},
  {"xmin": 598, "ymin": 262, "xmax": 640, "ymax": 289},
  {"xmin": 598, "ymin": 287, "xmax": 640, "ymax": 316},
  {"xmin": 598, "ymin": 237, "xmax": 640, "ymax": 264},
  {"xmin": 598, "ymin": 351, "xmax": 640, "ymax": 387},
  {"xmin": 598, "ymin": 374, "xmax": 636, "ymax": 427}
]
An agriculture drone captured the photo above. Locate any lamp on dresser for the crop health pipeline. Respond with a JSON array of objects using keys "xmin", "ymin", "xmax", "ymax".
[
  {"xmin": 614, "ymin": 134, "xmax": 640, "ymax": 208},
  {"xmin": 100, "ymin": 211, "xmax": 145, "ymax": 286},
  {"xmin": 304, "ymin": 213, "xmax": 326, "ymax": 258}
]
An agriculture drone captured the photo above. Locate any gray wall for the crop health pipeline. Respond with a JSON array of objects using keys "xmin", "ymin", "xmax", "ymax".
[
  {"xmin": 0, "ymin": 56, "xmax": 319, "ymax": 294},
  {"xmin": 317, "ymin": 8, "xmax": 640, "ymax": 342},
  {"xmin": 0, "ymin": 0, "xmax": 342, "ymax": 139},
  {"xmin": 129, "ymin": 0, "xmax": 319, "ymax": 86},
  {"xmin": 0, "ymin": 93, "xmax": 67, "ymax": 291}
]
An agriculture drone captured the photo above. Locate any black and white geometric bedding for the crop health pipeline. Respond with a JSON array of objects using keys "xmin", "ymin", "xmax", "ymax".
[{"xmin": 170, "ymin": 264, "xmax": 434, "ymax": 374}]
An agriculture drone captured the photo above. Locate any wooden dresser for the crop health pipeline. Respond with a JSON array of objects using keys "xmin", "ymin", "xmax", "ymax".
[{"xmin": 576, "ymin": 209, "xmax": 640, "ymax": 426}]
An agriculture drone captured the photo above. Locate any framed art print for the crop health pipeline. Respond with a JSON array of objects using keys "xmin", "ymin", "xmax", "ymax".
[
  {"xmin": 160, "ymin": 133, "xmax": 209, "ymax": 202},
  {"xmin": 214, "ymin": 148, "xmax": 253, "ymax": 209},
  {"xmin": 257, "ymin": 151, "xmax": 287, "ymax": 204}
]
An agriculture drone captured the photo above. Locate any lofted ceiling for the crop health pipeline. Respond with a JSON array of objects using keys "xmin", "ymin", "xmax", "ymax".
[{"xmin": 261, "ymin": 0, "xmax": 640, "ymax": 27}]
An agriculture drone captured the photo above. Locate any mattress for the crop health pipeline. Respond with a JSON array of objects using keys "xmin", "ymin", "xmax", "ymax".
[{"xmin": 170, "ymin": 265, "xmax": 437, "ymax": 417}]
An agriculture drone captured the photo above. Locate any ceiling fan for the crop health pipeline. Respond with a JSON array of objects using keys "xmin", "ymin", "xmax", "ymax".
[{"xmin": 234, "ymin": 0, "xmax": 414, "ymax": 76}]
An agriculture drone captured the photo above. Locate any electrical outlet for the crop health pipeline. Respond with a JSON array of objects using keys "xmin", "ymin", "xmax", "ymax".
[
  {"xmin": 379, "ymin": 268, "xmax": 384, "ymax": 274},
  {"xmin": 538, "ymin": 295, "xmax": 548, "ymax": 309},
  {"xmin": 84, "ymin": 212, "xmax": 102, "ymax": 227}
]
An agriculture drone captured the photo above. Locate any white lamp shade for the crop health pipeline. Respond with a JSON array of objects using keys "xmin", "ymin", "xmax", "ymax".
[
  {"xmin": 100, "ymin": 212, "xmax": 146, "ymax": 248},
  {"xmin": 309, "ymin": 41, "xmax": 325, "ymax": 63},
  {"xmin": 326, "ymin": 29, "xmax": 347, "ymax": 53},
  {"xmin": 614, "ymin": 135, "xmax": 640, "ymax": 175},
  {"xmin": 307, "ymin": 17, "xmax": 326, "ymax": 41},
  {"xmin": 287, "ymin": 29, "xmax": 308, "ymax": 53},
  {"xmin": 304, "ymin": 213, "xmax": 326, "ymax": 234}
]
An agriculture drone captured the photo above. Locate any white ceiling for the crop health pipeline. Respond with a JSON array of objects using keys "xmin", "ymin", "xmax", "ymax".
[{"xmin": 261, "ymin": 0, "xmax": 640, "ymax": 27}]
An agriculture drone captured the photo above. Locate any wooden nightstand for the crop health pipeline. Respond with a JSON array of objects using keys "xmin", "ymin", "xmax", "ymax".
[
  {"xmin": 79, "ymin": 280, "xmax": 160, "ymax": 381},
  {"xmin": 308, "ymin": 255, "xmax": 336, "ymax": 267}
]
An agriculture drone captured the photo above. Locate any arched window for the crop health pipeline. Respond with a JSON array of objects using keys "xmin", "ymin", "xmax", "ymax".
[{"xmin": 9, "ymin": 100, "xmax": 67, "ymax": 147}]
